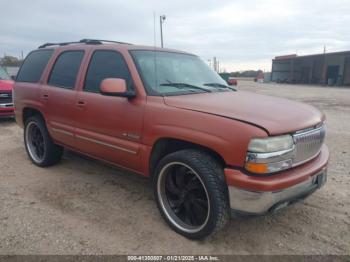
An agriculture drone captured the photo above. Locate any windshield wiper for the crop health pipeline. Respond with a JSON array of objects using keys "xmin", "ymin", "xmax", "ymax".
[
  {"xmin": 203, "ymin": 83, "xmax": 236, "ymax": 91},
  {"xmin": 160, "ymin": 82, "xmax": 212, "ymax": 93}
]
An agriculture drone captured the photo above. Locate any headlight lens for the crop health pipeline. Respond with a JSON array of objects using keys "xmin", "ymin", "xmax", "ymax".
[
  {"xmin": 248, "ymin": 135, "xmax": 294, "ymax": 153},
  {"xmin": 245, "ymin": 135, "xmax": 295, "ymax": 174}
]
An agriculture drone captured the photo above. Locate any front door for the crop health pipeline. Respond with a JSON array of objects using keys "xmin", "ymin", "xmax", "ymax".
[{"xmin": 74, "ymin": 50, "xmax": 145, "ymax": 172}]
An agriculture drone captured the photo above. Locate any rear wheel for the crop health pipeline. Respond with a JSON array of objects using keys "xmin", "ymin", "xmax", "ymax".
[
  {"xmin": 24, "ymin": 116, "xmax": 63, "ymax": 167},
  {"xmin": 153, "ymin": 149, "xmax": 230, "ymax": 239}
]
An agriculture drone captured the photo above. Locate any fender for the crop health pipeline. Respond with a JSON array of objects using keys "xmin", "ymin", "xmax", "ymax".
[{"xmin": 141, "ymin": 101, "xmax": 268, "ymax": 176}]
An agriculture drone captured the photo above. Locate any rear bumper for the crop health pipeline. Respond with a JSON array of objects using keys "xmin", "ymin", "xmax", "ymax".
[{"xmin": 225, "ymin": 145, "xmax": 329, "ymax": 214}]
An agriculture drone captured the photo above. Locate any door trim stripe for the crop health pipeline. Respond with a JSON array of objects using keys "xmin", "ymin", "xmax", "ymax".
[
  {"xmin": 52, "ymin": 127, "xmax": 74, "ymax": 136},
  {"xmin": 76, "ymin": 135, "xmax": 137, "ymax": 154}
]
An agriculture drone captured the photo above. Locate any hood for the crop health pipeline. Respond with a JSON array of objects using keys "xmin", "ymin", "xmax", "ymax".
[
  {"xmin": 0, "ymin": 80, "xmax": 14, "ymax": 91},
  {"xmin": 164, "ymin": 91, "xmax": 324, "ymax": 135}
]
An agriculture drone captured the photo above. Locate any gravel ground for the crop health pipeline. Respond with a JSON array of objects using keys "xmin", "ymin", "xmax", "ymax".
[{"xmin": 0, "ymin": 82, "xmax": 349, "ymax": 255}]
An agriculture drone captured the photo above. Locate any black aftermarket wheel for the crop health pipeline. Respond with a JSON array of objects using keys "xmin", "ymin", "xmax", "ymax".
[
  {"xmin": 24, "ymin": 116, "xmax": 63, "ymax": 167},
  {"xmin": 153, "ymin": 149, "xmax": 230, "ymax": 239}
]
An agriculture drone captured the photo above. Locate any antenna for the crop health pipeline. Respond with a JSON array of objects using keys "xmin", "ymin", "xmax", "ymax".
[
  {"xmin": 160, "ymin": 15, "xmax": 166, "ymax": 48},
  {"xmin": 153, "ymin": 12, "xmax": 158, "ymax": 91},
  {"xmin": 153, "ymin": 12, "xmax": 157, "ymax": 48}
]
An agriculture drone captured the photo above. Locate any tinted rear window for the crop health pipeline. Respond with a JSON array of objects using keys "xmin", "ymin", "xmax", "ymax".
[
  {"xmin": 16, "ymin": 50, "xmax": 53, "ymax": 83},
  {"xmin": 48, "ymin": 51, "xmax": 84, "ymax": 89}
]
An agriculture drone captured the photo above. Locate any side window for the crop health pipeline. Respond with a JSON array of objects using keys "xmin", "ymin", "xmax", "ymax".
[
  {"xmin": 48, "ymin": 51, "xmax": 84, "ymax": 89},
  {"xmin": 16, "ymin": 50, "xmax": 53, "ymax": 83},
  {"xmin": 84, "ymin": 50, "xmax": 132, "ymax": 93}
]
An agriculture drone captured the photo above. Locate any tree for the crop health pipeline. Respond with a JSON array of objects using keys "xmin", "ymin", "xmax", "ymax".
[{"xmin": 0, "ymin": 56, "xmax": 23, "ymax": 67}]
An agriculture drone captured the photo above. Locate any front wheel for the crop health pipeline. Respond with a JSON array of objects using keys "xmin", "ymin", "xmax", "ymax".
[
  {"xmin": 153, "ymin": 149, "xmax": 230, "ymax": 239},
  {"xmin": 24, "ymin": 116, "xmax": 63, "ymax": 167}
]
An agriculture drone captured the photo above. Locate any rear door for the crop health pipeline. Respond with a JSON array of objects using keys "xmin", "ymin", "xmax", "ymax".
[
  {"xmin": 41, "ymin": 50, "xmax": 85, "ymax": 146},
  {"xmin": 74, "ymin": 49, "xmax": 145, "ymax": 172},
  {"xmin": 14, "ymin": 49, "xmax": 54, "ymax": 123}
]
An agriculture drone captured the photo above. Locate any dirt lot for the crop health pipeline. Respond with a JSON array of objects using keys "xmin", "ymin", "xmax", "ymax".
[{"xmin": 0, "ymin": 82, "xmax": 349, "ymax": 255}]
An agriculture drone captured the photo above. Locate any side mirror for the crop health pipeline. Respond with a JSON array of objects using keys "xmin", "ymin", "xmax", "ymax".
[
  {"xmin": 11, "ymin": 75, "xmax": 16, "ymax": 80},
  {"xmin": 100, "ymin": 78, "xmax": 136, "ymax": 98}
]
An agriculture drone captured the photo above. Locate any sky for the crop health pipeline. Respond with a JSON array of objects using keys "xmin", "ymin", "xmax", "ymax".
[{"xmin": 1, "ymin": 0, "xmax": 350, "ymax": 71}]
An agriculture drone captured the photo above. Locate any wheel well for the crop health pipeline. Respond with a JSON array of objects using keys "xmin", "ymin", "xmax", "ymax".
[
  {"xmin": 23, "ymin": 108, "xmax": 45, "ymax": 124},
  {"xmin": 149, "ymin": 138, "xmax": 225, "ymax": 177}
]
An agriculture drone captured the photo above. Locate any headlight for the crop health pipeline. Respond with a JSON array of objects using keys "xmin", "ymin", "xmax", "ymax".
[
  {"xmin": 245, "ymin": 135, "xmax": 295, "ymax": 174},
  {"xmin": 248, "ymin": 135, "xmax": 294, "ymax": 153}
]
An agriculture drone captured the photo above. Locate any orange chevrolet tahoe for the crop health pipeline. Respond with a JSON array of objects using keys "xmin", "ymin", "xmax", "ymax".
[{"xmin": 14, "ymin": 39, "xmax": 329, "ymax": 239}]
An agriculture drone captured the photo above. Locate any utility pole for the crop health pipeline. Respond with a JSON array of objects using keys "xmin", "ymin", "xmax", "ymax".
[
  {"xmin": 322, "ymin": 44, "xmax": 327, "ymax": 85},
  {"xmin": 207, "ymin": 59, "xmax": 212, "ymax": 68},
  {"xmin": 160, "ymin": 15, "xmax": 166, "ymax": 48},
  {"xmin": 213, "ymin": 57, "xmax": 218, "ymax": 72}
]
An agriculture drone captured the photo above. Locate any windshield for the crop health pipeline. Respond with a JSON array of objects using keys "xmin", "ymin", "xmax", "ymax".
[
  {"xmin": 0, "ymin": 66, "xmax": 11, "ymax": 80},
  {"xmin": 130, "ymin": 50, "xmax": 233, "ymax": 96}
]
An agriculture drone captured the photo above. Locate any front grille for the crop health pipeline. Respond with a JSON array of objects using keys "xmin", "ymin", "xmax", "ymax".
[
  {"xmin": 0, "ymin": 91, "xmax": 13, "ymax": 104},
  {"xmin": 293, "ymin": 124, "xmax": 326, "ymax": 165}
]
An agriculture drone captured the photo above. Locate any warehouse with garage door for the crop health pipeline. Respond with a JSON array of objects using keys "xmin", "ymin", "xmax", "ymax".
[{"xmin": 271, "ymin": 51, "xmax": 350, "ymax": 86}]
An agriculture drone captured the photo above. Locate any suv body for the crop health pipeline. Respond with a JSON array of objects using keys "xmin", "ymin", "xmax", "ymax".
[
  {"xmin": 14, "ymin": 40, "xmax": 329, "ymax": 239},
  {"xmin": 0, "ymin": 66, "xmax": 14, "ymax": 117}
]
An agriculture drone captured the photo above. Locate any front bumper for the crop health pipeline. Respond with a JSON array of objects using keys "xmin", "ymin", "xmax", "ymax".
[
  {"xmin": 225, "ymin": 145, "xmax": 329, "ymax": 215},
  {"xmin": 0, "ymin": 103, "xmax": 14, "ymax": 117},
  {"xmin": 229, "ymin": 168, "xmax": 326, "ymax": 214}
]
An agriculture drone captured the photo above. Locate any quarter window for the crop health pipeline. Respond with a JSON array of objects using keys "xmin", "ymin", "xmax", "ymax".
[
  {"xmin": 16, "ymin": 50, "xmax": 53, "ymax": 83},
  {"xmin": 84, "ymin": 50, "xmax": 132, "ymax": 93},
  {"xmin": 48, "ymin": 51, "xmax": 84, "ymax": 89}
]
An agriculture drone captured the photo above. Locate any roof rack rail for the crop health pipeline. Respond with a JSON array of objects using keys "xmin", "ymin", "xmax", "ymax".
[
  {"xmin": 79, "ymin": 39, "xmax": 132, "ymax": 45},
  {"xmin": 38, "ymin": 39, "xmax": 132, "ymax": 48},
  {"xmin": 38, "ymin": 41, "xmax": 81, "ymax": 49}
]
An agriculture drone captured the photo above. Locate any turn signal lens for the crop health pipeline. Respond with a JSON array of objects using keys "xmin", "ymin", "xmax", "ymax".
[
  {"xmin": 245, "ymin": 159, "xmax": 293, "ymax": 174},
  {"xmin": 245, "ymin": 162, "xmax": 268, "ymax": 174}
]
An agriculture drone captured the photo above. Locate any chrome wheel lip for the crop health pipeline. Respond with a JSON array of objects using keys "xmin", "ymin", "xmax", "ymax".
[
  {"xmin": 25, "ymin": 121, "xmax": 45, "ymax": 164},
  {"xmin": 157, "ymin": 161, "xmax": 210, "ymax": 234}
]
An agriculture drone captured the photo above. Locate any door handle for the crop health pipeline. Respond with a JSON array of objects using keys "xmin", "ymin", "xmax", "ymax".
[
  {"xmin": 76, "ymin": 100, "xmax": 86, "ymax": 107},
  {"xmin": 42, "ymin": 94, "xmax": 49, "ymax": 100}
]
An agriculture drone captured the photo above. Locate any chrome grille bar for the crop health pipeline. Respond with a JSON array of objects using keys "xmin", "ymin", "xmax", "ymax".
[
  {"xmin": 293, "ymin": 124, "xmax": 326, "ymax": 165},
  {"xmin": 0, "ymin": 91, "xmax": 13, "ymax": 104}
]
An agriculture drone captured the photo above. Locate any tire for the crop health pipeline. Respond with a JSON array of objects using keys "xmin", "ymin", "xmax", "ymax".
[
  {"xmin": 153, "ymin": 149, "xmax": 230, "ymax": 239},
  {"xmin": 24, "ymin": 115, "xmax": 63, "ymax": 167}
]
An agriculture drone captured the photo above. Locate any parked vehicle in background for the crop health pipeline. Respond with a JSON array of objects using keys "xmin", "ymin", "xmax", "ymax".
[
  {"xmin": 0, "ymin": 66, "xmax": 14, "ymax": 118},
  {"xmin": 254, "ymin": 71, "xmax": 265, "ymax": 83},
  {"xmin": 227, "ymin": 77, "xmax": 237, "ymax": 86},
  {"xmin": 14, "ymin": 39, "xmax": 329, "ymax": 239}
]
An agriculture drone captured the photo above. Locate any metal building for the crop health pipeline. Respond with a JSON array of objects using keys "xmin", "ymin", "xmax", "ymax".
[{"xmin": 271, "ymin": 51, "xmax": 350, "ymax": 86}]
